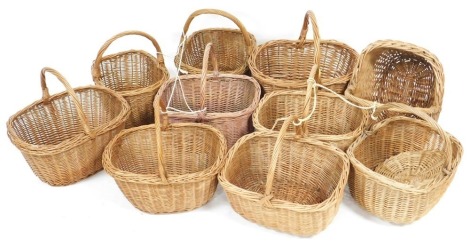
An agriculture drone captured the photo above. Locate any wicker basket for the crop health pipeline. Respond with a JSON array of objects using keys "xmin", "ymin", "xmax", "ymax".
[
  {"xmin": 7, "ymin": 68, "xmax": 130, "ymax": 186},
  {"xmin": 92, "ymin": 30, "xmax": 169, "ymax": 128},
  {"xmin": 102, "ymin": 99, "xmax": 227, "ymax": 213},
  {"xmin": 249, "ymin": 10, "xmax": 358, "ymax": 94},
  {"xmin": 174, "ymin": 8, "xmax": 256, "ymax": 75},
  {"xmin": 219, "ymin": 116, "xmax": 349, "ymax": 236},
  {"xmin": 345, "ymin": 40, "xmax": 444, "ymax": 120},
  {"xmin": 252, "ymin": 65, "xmax": 367, "ymax": 150},
  {"xmin": 347, "ymin": 103, "xmax": 463, "ymax": 224},
  {"xmin": 158, "ymin": 43, "xmax": 261, "ymax": 147}
]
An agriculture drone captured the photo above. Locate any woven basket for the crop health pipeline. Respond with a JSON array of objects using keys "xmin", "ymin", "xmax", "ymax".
[
  {"xmin": 174, "ymin": 8, "xmax": 256, "ymax": 75},
  {"xmin": 102, "ymin": 99, "xmax": 227, "ymax": 213},
  {"xmin": 92, "ymin": 30, "xmax": 169, "ymax": 128},
  {"xmin": 249, "ymin": 10, "xmax": 358, "ymax": 94},
  {"xmin": 219, "ymin": 116, "xmax": 349, "ymax": 236},
  {"xmin": 252, "ymin": 65, "xmax": 367, "ymax": 150},
  {"xmin": 7, "ymin": 68, "xmax": 130, "ymax": 186},
  {"xmin": 345, "ymin": 40, "xmax": 444, "ymax": 120},
  {"xmin": 347, "ymin": 103, "xmax": 463, "ymax": 224},
  {"xmin": 158, "ymin": 43, "xmax": 261, "ymax": 147}
]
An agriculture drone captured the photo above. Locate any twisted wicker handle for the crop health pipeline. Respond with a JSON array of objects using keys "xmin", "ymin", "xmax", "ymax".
[
  {"xmin": 371, "ymin": 103, "xmax": 453, "ymax": 171},
  {"xmin": 300, "ymin": 64, "xmax": 319, "ymax": 134},
  {"xmin": 181, "ymin": 8, "xmax": 253, "ymax": 53},
  {"xmin": 92, "ymin": 30, "xmax": 165, "ymax": 83},
  {"xmin": 199, "ymin": 43, "xmax": 219, "ymax": 112},
  {"xmin": 298, "ymin": 10, "xmax": 321, "ymax": 81},
  {"xmin": 153, "ymin": 98, "xmax": 170, "ymax": 184},
  {"xmin": 41, "ymin": 67, "xmax": 95, "ymax": 139}
]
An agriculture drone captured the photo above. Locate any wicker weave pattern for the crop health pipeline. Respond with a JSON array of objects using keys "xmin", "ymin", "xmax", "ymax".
[
  {"xmin": 220, "ymin": 116, "xmax": 349, "ymax": 236},
  {"xmin": 347, "ymin": 103, "xmax": 463, "ymax": 224},
  {"xmin": 92, "ymin": 30, "xmax": 169, "ymax": 128},
  {"xmin": 7, "ymin": 68, "xmax": 130, "ymax": 186},
  {"xmin": 345, "ymin": 40, "xmax": 444, "ymax": 119},
  {"xmin": 159, "ymin": 43, "xmax": 261, "ymax": 147},
  {"xmin": 175, "ymin": 9, "xmax": 256, "ymax": 75}
]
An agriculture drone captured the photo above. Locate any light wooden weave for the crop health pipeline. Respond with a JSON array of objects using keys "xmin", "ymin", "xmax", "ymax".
[
  {"xmin": 92, "ymin": 30, "xmax": 169, "ymax": 128},
  {"xmin": 174, "ymin": 8, "xmax": 256, "ymax": 75},
  {"xmin": 158, "ymin": 43, "xmax": 261, "ymax": 147},
  {"xmin": 345, "ymin": 40, "xmax": 444, "ymax": 120},
  {"xmin": 347, "ymin": 103, "xmax": 463, "ymax": 224},
  {"xmin": 219, "ymin": 116, "xmax": 349, "ymax": 236},
  {"xmin": 7, "ymin": 67, "xmax": 130, "ymax": 186},
  {"xmin": 103, "ymin": 100, "xmax": 227, "ymax": 213}
]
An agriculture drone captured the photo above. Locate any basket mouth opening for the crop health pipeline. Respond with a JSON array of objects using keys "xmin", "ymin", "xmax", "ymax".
[
  {"xmin": 108, "ymin": 125, "xmax": 223, "ymax": 177},
  {"xmin": 224, "ymin": 135, "xmax": 347, "ymax": 205},
  {"xmin": 9, "ymin": 88, "xmax": 126, "ymax": 146},
  {"xmin": 253, "ymin": 41, "xmax": 356, "ymax": 83},
  {"xmin": 353, "ymin": 47, "xmax": 436, "ymax": 108}
]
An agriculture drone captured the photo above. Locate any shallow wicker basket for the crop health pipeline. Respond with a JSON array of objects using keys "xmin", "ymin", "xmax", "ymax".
[
  {"xmin": 253, "ymin": 65, "xmax": 367, "ymax": 150},
  {"xmin": 347, "ymin": 103, "xmax": 463, "ymax": 224},
  {"xmin": 158, "ymin": 43, "xmax": 261, "ymax": 147},
  {"xmin": 7, "ymin": 68, "xmax": 130, "ymax": 186},
  {"xmin": 249, "ymin": 10, "xmax": 358, "ymax": 94},
  {"xmin": 345, "ymin": 40, "xmax": 444, "ymax": 120},
  {"xmin": 92, "ymin": 30, "xmax": 169, "ymax": 128},
  {"xmin": 219, "ymin": 116, "xmax": 349, "ymax": 236},
  {"xmin": 102, "ymin": 99, "xmax": 227, "ymax": 213},
  {"xmin": 174, "ymin": 8, "xmax": 256, "ymax": 75}
]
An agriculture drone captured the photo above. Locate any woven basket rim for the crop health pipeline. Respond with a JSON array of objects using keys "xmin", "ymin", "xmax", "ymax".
[
  {"xmin": 7, "ymin": 85, "xmax": 130, "ymax": 155},
  {"xmin": 347, "ymin": 116, "xmax": 463, "ymax": 193},
  {"xmin": 103, "ymin": 123, "xmax": 227, "ymax": 184},
  {"xmin": 93, "ymin": 49, "xmax": 169, "ymax": 96},
  {"xmin": 219, "ymin": 131, "xmax": 349, "ymax": 212}
]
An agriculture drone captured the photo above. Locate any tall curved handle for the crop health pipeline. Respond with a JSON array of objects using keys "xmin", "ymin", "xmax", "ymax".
[
  {"xmin": 181, "ymin": 8, "xmax": 253, "ymax": 53},
  {"xmin": 299, "ymin": 64, "xmax": 319, "ymax": 134},
  {"xmin": 371, "ymin": 103, "xmax": 452, "ymax": 171},
  {"xmin": 153, "ymin": 98, "xmax": 170, "ymax": 184},
  {"xmin": 298, "ymin": 10, "xmax": 321, "ymax": 79},
  {"xmin": 199, "ymin": 43, "xmax": 219, "ymax": 112},
  {"xmin": 92, "ymin": 30, "xmax": 165, "ymax": 83},
  {"xmin": 41, "ymin": 67, "xmax": 95, "ymax": 138}
]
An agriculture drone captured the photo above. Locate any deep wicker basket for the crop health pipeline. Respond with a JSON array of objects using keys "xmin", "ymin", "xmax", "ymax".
[
  {"xmin": 7, "ymin": 67, "xmax": 130, "ymax": 186},
  {"xmin": 92, "ymin": 30, "xmax": 169, "ymax": 128}
]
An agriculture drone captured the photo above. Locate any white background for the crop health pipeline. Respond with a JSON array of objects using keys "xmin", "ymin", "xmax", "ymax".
[{"xmin": 1, "ymin": 0, "xmax": 468, "ymax": 245}]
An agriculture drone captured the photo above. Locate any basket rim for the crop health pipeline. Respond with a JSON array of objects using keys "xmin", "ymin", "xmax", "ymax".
[
  {"xmin": 347, "ymin": 116, "xmax": 463, "ymax": 193},
  {"xmin": 248, "ymin": 39, "xmax": 358, "ymax": 88},
  {"xmin": 219, "ymin": 131, "xmax": 350, "ymax": 212},
  {"xmin": 92, "ymin": 49, "xmax": 170, "ymax": 96},
  {"xmin": 156, "ymin": 73, "xmax": 261, "ymax": 119},
  {"xmin": 252, "ymin": 90, "xmax": 368, "ymax": 141},
  {"xmin": 7, "ymin": 85, "xmax": 130, "ymax": 155},
  {"xmin": 103, "ymin": 122, "xmax": 227, "ymax": 184}
]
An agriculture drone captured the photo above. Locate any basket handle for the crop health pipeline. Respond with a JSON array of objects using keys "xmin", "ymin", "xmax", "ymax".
[
  {"xmin": 41, "ymin": 67, "xmax": 95, "ymax": 139},
  {"xmin": 92, "ymin": 30, "xmax": 165, "ymax": 84},
  {"xmin": 199, "ymin": 43, "xmax": 219, "ymax": 112},
  {"xmin": 153, "ymin": 98, "xmax": 170, "ymax": 184},
  {"xmin": 370, "ymin": 103, "xmax": 453, "ymax": 171},
  {"xmin": 298, "ymin": 10, "xmax": 321, "ymax": 80},
  {"xmin": 181, "ymin": 8, "xmax": 253, "ymax": 53},
  {"xmin": 299, "ymin": 64, "xmax": 319, "ymax": 134}
]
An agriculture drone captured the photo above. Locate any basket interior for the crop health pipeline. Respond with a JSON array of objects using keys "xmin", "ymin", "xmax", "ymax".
[
  {"xmin": 160, "ymin": 76, "xmax": 257, "ymax": 114},
  {"xmin": 254, "ymin": 41, "xmax": 356, "ymax": 81},
  {"xmin": 109, "ymin": 125, "xmax": 222, "ymax": 176},
  {"xmin": 225, "ymin": 135, "xmax": 346, "ymax": 205},
  {"xmin": 98, "ymin": 51, "xmax": 166, "ymax": 91},
  {"xmin": 11, "ymin": 88, "xmax": 125, "ymax": 146},
  {"xmin": 181, "ymin": 29, "xmax": 252, "ymax": 71},
  {"xmin": 257, "ymin": 93, "xmax": 364, "ymax": 135},
  {"xmin": 354, "ymin": 48, "xmax": 436, "ymax": 107}
]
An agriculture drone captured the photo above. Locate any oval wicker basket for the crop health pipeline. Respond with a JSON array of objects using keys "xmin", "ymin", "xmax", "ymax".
[
  {"xmin": 219, "ymin": 116, "xmax": 349, "ymax": 236},
  {"xmin": 7, "ymin": 68, "xmax": 130, "ymax": 186},
  {"xmin": 347, "ymin": 103, "xmax": 463, "ymax": 224},
  {"xmin": 174, "ymin": 8, "xmax": 256, "ymax": 75},
  {"xmin": 345, "ymin": 40, "xmax": 444, "ymax": 120},
  {"xmin": 249, "ymin": 10, "xmax": 358, "ymax": 94},
  {"xmin": 158, "ymin": 43, "xmax": 261, "ymax": 147},
  {"xmin": 102, "ymin": 99, "xmax": 227, "ymax": 213},
  {"xmin": 92, "ymin": 30, "xmax": 169, "ymax": 128}
]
